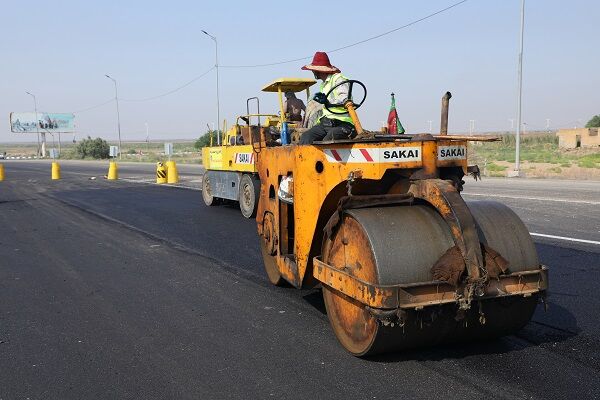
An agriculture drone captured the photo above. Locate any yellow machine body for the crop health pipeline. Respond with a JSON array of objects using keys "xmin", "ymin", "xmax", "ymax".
[
  {"xmin": 256, "ymin": 139, "xmax": 469, "ymax": 286},
  {"xmin": 201, "ymin": 78, "xmax": 316, "ymax": 218}
]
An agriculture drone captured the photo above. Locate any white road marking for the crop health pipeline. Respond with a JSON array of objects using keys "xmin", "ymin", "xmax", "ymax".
[
  {"xmin": 463, "ymin": 192, "xmax": 600, "ymax": 205},
  {"xmin": 530, "ymin": 233, "xmax": 600, "ymax": 246},
  {"xmin": 118, "ymin": 177, "xmax": 201, "ymax": 191}
]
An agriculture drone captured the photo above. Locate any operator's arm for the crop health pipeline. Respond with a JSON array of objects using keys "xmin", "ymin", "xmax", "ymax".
[{"xmin": 325, "ymin": 74, "xmax": 350, "ymax": 105}]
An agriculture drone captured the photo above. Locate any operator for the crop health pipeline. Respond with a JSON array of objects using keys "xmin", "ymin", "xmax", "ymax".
[
  {"xmin": 299, "ymin": 51, "xmax": 355, "ymax": 144},
  {"xmin": 283, "ymin": 91, "xmax": 306, "ymax": 122}
]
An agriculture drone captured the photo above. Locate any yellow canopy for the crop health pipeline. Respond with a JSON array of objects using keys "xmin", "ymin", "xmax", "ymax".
[{"xmin": 261, "ymin": 78, "xmax": 316, "ymax": 93}]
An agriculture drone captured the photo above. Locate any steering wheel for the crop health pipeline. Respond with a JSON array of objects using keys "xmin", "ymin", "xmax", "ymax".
[{"xmin": 324, "ymin": 79, "xmax": 367, "ymax": 115}]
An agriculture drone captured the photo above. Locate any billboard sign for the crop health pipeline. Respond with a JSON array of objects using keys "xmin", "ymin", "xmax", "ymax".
[{"xmin": 9, "ymin": 112, "xmax": 75, "ymax": 133}]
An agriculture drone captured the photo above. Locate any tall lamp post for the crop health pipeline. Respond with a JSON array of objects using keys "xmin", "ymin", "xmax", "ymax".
[
  {"xmin": 145, "ymin": 122, "xmax": 150, "ymax": 155},
  {"xmin": 25, "ymin": 91, "xmax": 42, "ymax": 158},
  {"xmin": 202, "ymin": 30, "xmax": 220, "ymax": 145},
  {"xmin": 105, "ymin": 74, "xmax": 122, "ymax": 159},
  {"xmin": 512, "ymin": 0, "xmax": 525, "ymax": 176}
]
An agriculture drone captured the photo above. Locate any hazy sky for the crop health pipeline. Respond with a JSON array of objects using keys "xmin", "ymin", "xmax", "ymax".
[{"xmin": 1, "ymin": 0, "xmax": 598, "ymax": 143}]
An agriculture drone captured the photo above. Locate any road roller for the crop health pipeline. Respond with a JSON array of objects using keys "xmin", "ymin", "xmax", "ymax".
[
  {"xmin": 201, "ymin": 78, "xmax": 315, "ymax": 218},
  {"xmin": 251, "ymin": 80, "xmax": 548, "ymax": 356}
]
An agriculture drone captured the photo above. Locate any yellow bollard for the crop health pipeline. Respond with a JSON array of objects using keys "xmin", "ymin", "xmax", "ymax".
[
  {"xmin": 166, "ymin": 160, "xmax": 179, "ymax": 183},
  {"xmin": 156, "ymin": 162, "xmax": 167, "ymax": 184},
  {"xmin": 51, "ymin": 162, "xmax": 61, "ymax": 180},
  {"xmin": 107, "ymin": 161, "xmax": 118, "ymax": 180},
  {"xmin": 0, "ymin": 164, "xmax": 4, "ymax": 181}
]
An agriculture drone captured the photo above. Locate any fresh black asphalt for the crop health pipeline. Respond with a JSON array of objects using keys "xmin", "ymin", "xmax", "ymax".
[{"xmin": 1, "ymin": 161, "xmax": 599, "ymax": 399}]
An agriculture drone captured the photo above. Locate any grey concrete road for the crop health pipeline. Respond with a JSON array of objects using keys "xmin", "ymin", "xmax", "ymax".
[{"xmin": 1, "ymin": 160, "xmax": 599, "ymax": 399}]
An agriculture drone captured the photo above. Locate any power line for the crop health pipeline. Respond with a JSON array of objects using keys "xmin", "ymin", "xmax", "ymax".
[
  {"xmin": 328, "ymin": 0, "xmax": 468, "ymax": 53},
  {"xmin": 120, "ymin": 66, "xmax": 215, "ymax": 102},
  {"xmin": 71, "ymin": 66, "xmax": 214, "ymax": 113},
  {"xmin": 73, "ymin": 98, "xmax": 114, "ymax": 114},
  {"xmin": 220, "ymin": 0, "xmax": 468, "ymax": 68},
  {"xmin": 70, "ymin": 2, "xmax": 467, "ymax": 113}
]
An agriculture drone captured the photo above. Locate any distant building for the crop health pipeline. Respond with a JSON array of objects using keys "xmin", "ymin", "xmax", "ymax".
[{"xmin": 556, "ymin": 128, "xmax": 600, "ymax": 149}]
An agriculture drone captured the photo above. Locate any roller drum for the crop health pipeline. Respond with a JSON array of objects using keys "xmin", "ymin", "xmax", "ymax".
[{"xmin": 322, "ymin": 201, "xmax": 540, "ymax": 356}]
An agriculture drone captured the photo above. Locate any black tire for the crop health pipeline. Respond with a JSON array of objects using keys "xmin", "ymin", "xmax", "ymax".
[
  {"xmin": 202, "ymin": 171, "xmax": 219, "ymax": 206},
  {"xmin": 239, "ymin": 174, "xmax": 260, "ymax": 218}
]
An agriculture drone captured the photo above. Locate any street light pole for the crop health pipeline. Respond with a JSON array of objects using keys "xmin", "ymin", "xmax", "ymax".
[
  {"xmin": 202, "ymin": 30, "xmax": 220, "ymax": 145},
  {"xmin": 105, "ymin": 74, "xmax": 122, "ymax": 159},
  {"xmin": 26, "ymin": 91, "xmax": 42, "ymax": 158},
  {"xmin": 513, "ymin": 0, "xmax": 525, "ymax": 176},
  {"xmin": 145, "ymin": 122, "xmax": 150, "ymax": 155}
]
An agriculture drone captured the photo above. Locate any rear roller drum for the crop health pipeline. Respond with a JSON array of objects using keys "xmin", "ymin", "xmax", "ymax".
[{"xmin": 322, "ymin": 203, "xmax": 540, "ymax": 356}]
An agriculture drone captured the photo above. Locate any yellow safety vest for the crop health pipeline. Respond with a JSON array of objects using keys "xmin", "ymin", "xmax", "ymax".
[{"xmin": 319, "ymin": 73, "xmax": 354, "ymax": 125}]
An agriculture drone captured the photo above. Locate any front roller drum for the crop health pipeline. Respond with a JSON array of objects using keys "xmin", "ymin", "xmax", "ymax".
[{"xmin": 321, "ymin": 204, "xmax": 541, "ymax": 356}]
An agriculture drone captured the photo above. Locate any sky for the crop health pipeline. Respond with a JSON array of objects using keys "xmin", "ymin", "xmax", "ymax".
[{"xmin": 1, "ymin": 0, "xmax": 599, "ymax": 143}]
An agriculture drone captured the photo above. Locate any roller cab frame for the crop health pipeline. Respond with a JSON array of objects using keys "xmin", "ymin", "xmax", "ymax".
[
  {"xmin": 253, "ymin": 86, "xmax": 548, "ymax": 356},
  {"xmin": 201, "ymin": 78, "xmax": 315, "ymax": 218}
]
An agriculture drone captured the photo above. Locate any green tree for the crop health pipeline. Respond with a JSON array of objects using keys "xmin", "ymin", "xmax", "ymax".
[
  {"xmin": 194, "ymin": 130, "xmax": 221, "ymax": 149},
  {"xmin": 585, "ymin": 115, "xmax": 600, "ymax": 128},
  {"xmin": 74, "ymin": 136, "xmax": 110, "ymax": 159}
]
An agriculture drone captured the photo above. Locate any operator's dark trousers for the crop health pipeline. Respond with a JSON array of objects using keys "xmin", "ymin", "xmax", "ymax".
[{"xmin": 299, "ymin": 117, "xmax": 355, "ymax": 144}]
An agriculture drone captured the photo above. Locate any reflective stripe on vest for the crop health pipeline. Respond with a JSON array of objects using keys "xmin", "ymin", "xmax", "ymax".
[{"xmin": 319, "ymin": 73, "xmax": 354, "ymax": 125}]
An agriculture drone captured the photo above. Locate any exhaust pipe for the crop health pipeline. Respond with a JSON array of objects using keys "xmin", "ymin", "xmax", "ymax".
[{"xmin": 440, "ymin": 91, "xmax": 452, "ymax": 135}]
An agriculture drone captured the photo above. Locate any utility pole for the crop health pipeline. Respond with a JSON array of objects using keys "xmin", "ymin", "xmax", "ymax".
[
  {"xmin": 105, "ymin": 74, "xmax": 122, "ymax": 159},
  {"xmin": 427, "ymin": 120, "xmax": 432, "ymax": 134},
  {"xmin": 512, "ymin": 0, "xmax": 526, "ymax": 177},
  {"xmin": 469, "ymin": 120, "xmax": 475, "ymax": 135},
  {"xmin": 546, "ymin": 118, "xmax": 550, "ymax": 130},
  {"xmin": 509, "ymin": 118, "xmax": 514, "ymax": 130},
  {"xmin": 26, "ymin": 91, "xmax": 43, "ymax": 158},
  {"xmin": 145, "ymin": 122, "xmax": 149, "ymax": 155},
  {"xmin": 202, "ymin": 30, "xmax": 220, "ymax": 146}
]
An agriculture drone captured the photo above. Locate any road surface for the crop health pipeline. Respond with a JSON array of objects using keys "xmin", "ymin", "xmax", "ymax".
[{"xmin": 1, "ymin": 160, "xmax": 598, "ymax": 399}]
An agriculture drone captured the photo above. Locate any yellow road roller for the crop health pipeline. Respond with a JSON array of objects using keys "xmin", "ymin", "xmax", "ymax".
[
  {"xmin": 252, "ymin": 80, "xmax": 548, "ymax": 356},
  {"xmin": 201, "ymin": 78, "xmax": 315, "ymax": 218}
]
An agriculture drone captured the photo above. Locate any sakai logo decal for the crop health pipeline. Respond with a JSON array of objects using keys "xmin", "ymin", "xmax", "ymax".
[
  {"xmin": 234, "ymin": 152, "xmax": 254, "ymax": 164},
  {"xmin": 438, "ymin": 145, "xmax": 466, "ymax": 160},
  {"xmin": 324, "ymin": 146, "xmax": 421, "ymax": 163},
  {"xmin": 381, "ymin": 147, "xmax": 421, "ymax": 162}
]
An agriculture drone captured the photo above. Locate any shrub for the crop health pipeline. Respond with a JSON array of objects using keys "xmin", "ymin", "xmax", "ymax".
[
  {"xmin": 585, "ymin": 115, "xmax": 600, "ymax": 128},
  {"xmin": 74, "ymin": 136, "xmax": 110, "ymax": 159},
  {"xmin": 194, "ymin": 130, "xmax": 220, "ymax": 150}
]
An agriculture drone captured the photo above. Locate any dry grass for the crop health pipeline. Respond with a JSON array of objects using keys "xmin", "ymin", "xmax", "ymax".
[{"xmin": 470, "ymin": 133, "xmax": 600, "ymax": 179}]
